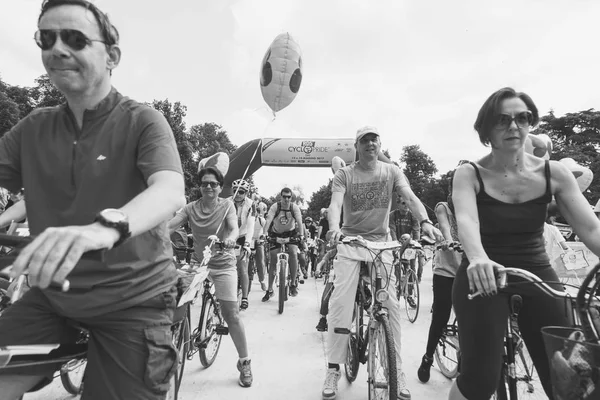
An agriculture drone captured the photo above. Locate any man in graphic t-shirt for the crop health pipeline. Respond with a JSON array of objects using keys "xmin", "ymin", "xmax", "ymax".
[{"xmin": 262, "ymin": 187, "xmax": 305, "ymax": 301}]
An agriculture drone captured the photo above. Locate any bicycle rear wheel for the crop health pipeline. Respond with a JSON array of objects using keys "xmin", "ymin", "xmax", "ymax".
[
  {"xmin": 198, "ymin": 295, "xmax": 223, "ymax": 367},
  {"xmin": 434, "ymin": 333, "xmax": 460, "ymax": 380},
  {"xmin": 368, "ymin": 314, "xmax": 398, "ymax": 400},
  {"xmin": 170, "ymin": 309, "xmax": 190, "ymax": 398},
  {"xmin": 278, "ymin": 260, "xmax": 286, "ymax": 314},
  {"xmin": 345, "ymin": 302, "xmax": 361, "ymax": 382},
  {"xmin": 404, "ymin": 268, "xmax": 420, "ymax": 323}
]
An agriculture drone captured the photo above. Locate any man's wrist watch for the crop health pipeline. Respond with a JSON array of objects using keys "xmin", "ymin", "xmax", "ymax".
[
  {"xmin": 95, "ymin": 208, "xmax": 131, "ymax": 248},
  {"xmin": 419, "ymin": 218, "xmax": 434, "ymax": 228}
]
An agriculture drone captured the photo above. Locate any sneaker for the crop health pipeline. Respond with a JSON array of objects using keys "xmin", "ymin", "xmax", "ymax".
[
  {"xmin": 262, "ymin": 290, "xmax": 273, "ymax": 302},
  {"xmin": 260, "ymin": 281, "xmax": 267, "ymax": 291},
  {"xmin": 398, "ymin": 371, "xmax": 411, "ymax": 400},
  {"xmin": 240, "ymin": 298, "xmax": 248, "ymax": 311},
  {"xmin": 316, "ymin": 317, "xmax": 328, "ymax": 332},
  {"xmin": 417, "ymin": 354, "xmax": 434, "ymax": 383},
  {"xmin": 322, "ymin": 368, "xmax": 341, "ymax": 399},
  {"xmin": 237, "ymin": 359, "xmax": 253, "ymax": 387},
  {"xmin": 304, "ymin": 274, "xmax": 308, "ymax": 280},
  {"xmin": 290, "ymin": 285, "xmax": 299, "ymax": 297},
  {"xmin": 299, "ymin": 277, "xmax": 305, "ymax": 284},
  {"xmin": 407, "ymin": 296, "xmax": 417, "ymax": 309}
]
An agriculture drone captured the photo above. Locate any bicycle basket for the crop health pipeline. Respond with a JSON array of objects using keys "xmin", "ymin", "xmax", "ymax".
[{"xmin": 541, "ymin": 326, "xmax": 600, "ymax": 400}]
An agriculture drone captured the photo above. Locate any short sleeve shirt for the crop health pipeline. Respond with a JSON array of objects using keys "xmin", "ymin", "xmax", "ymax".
[
  {"xmin": 332, "ymin": 162, "xmax": 409, "ymax": 241},
  {"xmin": 267, "ymin": 202, "xmax": 302, "ymax": 234},
  {"xmin": 0, "ymin": 88, "xmax": 183, "ymax": 317},
  {"xmin": 172, "ymin": 198, "xmax": 236, "ymax": 270}
]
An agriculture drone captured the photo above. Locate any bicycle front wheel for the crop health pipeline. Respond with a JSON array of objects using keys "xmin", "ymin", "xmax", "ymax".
[
  {"xmin": 171, "ymin": 309, "xmax": 190, "ymax": 397},
  {"xmin": 368, "ymin": 314, "xmax": 398, "ymax": 400},
  {"xmin": 434, "ymin": 333, "xmax": 460, "ymax": 380},
  {"xmin": 278, "ymin": 260, "xmax": 286, "ymax": 314},
  {"xmin": 198, "ymin": 295, "xmax": 223, "ymax": 368},
  {"xmin": 345, "ymin": 302, "xmax": 361, "ymax": 382},
  {"xmin": 404, "ymin": 268, "xmax": 420, "ymax": 323},
  {"xmin": 60, "ymin": 357, "xmax": 86, "ymax": 395}
]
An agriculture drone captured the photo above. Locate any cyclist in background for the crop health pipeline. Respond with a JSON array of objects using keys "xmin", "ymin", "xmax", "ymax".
[
  {"xmin": 389, "ymin": 197, "xmax": 423, "ymax": 284},
  {"xmin": 262, "ymin": 187, "xmax": 305, "ymax": 301},
  {"xmin": 230, "ymin": 179, "xmax": 255, "ymax": 311},
  {"xmin": 249, "ymin": 201, "xmax": 268, "ymax": 292},
  {"xmin": 169, "ymin": 167, "xmax": 253, "ymax": 387}
]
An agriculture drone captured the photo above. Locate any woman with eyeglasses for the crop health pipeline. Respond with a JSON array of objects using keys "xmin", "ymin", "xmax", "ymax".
[
  {"xmin": 168, "ymin": 167, "xmax": 253, "ymax": 387},
  {"xmin": 448, "ymin": 87, "xmax": 600, "ymax": 400}
]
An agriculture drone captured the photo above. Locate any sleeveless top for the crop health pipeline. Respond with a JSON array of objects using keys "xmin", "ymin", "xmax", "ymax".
[{"xmin": 468, "ymin": 160, "xmax": 552, "ymax": 270}]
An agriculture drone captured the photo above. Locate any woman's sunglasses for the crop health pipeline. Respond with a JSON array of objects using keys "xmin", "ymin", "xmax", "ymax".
[
  {"xmin": 493, "ymin": 111, "xmax": 533, "ymax": 130},
  {"xmin": 200, "ymin": 182, "xmax": 220, "ymax": 189},
  {"xmin": 34, "ymin": 29, "xmax": 106, "ymax": 51},
  {"xmin": 234, "ymin": 190, "xmax": 246, "ymax": 195}
]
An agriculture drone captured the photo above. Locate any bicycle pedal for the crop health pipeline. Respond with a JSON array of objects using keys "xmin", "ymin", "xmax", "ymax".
[
  {"xmin": 215, "ymin": 325, "xmax": 229, "ymax": 335},
  {"xmin": 333, "ymin": 327, "xmax": 350, "ymax": 334}
]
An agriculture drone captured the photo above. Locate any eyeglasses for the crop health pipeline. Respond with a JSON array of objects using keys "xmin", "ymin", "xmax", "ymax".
[
  {"xmin": 493, "ymin": 111, "xmax": 533, "ymax": 130},
  {"xmin": 282, "ymin": 195, "xmax": 292, "ymax": 199},
  {"xmin": 200, "ymin": 181, "xmax": 220, "ymax": 188},
  {"xmin": 34, "ymin": 29, "xmax": 106, "ymax": 51},
  {"xmin": 235, "ymin": 190, "xmax": 246, "ymax": 195}
]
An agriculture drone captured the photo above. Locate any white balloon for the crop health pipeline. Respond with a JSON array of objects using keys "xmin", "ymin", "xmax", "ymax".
[
  {"xmin": 559, "ymin": 158, "xmax": 593, "ymax": 192},
  {"xmin": 197, "ymin": 152, "xmax": 230, "ymax": 177},
  {"xmin": 331, "ymin": 156, "xmax": 346, "ymax": 174},
  {"xmin": 524, "ymin": 133, "xmax": 553, "ymax": 160}
]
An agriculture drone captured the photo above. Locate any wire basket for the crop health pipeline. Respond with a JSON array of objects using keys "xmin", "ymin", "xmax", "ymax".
[{"xmin": 541, "ymin": 326, "xmax": 600, "ymax": 400}]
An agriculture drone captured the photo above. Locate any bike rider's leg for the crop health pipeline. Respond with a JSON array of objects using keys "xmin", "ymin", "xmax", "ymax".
[
  {"xmin": 287, "ymin": 244, "xmax": 299, "ymax": 295},
  {"xmin": 298, "ymin": 251, "xmax": 308, "ymax": 280},
  {"xmin": 236, "ymin": 253, "xmax": 250, "ymax": 308},
  {"xmin": 255, "ymin": 243, "xmax": 267, "ymax": 291},
  {"xmin": 263, "ymin": 245, "xmax": 278, "ymax": 301},
  {"xmin": 417, "ymin": 253, "xmax": 425, "ymax": 282},
  {"xmin": 207, "ymin": 267, "xmax": 252, "ymax": 387},
  {"xmin": 0, "ymin": 288, "xmax": 79, "ymax": 398}
]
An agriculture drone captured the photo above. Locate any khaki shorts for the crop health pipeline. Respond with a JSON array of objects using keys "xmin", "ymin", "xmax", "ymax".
[{"xmin": 209, "ymin": 267, "xmax": 238, "ymax": 302}]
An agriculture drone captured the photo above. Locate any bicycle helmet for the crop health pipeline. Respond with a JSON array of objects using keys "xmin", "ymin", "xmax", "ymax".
[
  {"xmin": 305, "ymin": 217, "xmax": 313, "ymax": 224},
  {"xmin": 232, "ymin": 179, "xmax": 251, "ymax": 192}
]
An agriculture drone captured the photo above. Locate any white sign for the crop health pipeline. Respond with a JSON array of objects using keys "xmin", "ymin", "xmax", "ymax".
[{"xmin": 261, "ymin": 138, "xmax": 356, "ymax": 167}]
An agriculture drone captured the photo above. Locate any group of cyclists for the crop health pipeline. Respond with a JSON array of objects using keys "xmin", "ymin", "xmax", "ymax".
[{"xmin": 2, "ymin": 1, "xmax": 600, "ymax": 400}]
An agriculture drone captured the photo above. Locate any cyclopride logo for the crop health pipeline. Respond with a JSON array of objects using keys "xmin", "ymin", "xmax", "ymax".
[{"xmin": 288, "ymin": 141, "xmax": 329, "ymax": 155}]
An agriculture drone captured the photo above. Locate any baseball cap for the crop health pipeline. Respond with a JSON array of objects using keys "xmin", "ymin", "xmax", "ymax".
[{"xmin": 356, "ymin": 126, "xmax": 380, "ymax": 143}]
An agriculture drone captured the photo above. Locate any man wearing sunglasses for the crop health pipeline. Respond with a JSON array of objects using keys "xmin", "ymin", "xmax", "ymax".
[
  {"xmin": 322, "ymin": 126, "xmax": 443, "ymax": 400},
  {"xmin": 262, "ymin": 188, "xmax": 305, "ymax": 301},
  {"xmin": 0, "ymin": 1, "xmax": 185, "ymax": 399}
]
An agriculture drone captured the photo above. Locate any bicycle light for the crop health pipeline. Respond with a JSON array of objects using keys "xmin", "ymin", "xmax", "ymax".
[{"xmin": 375, "ymin": 289, "xmax": 389, "ymax": 303}]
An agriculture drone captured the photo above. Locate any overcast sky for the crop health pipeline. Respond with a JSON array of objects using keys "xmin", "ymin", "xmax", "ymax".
[{"xmin": 2, "ymin": 0, "xmax": 600, "ymax": 200}]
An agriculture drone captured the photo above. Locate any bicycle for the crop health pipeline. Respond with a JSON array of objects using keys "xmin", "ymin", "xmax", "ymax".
[
  {"xmin": 0, "ymin": 233, "xmax": 103, "ymax": 399},
  {"xmin": 335, "ymin": 235, "xmax": 406, "ymax": 400},
  {"xmin": 394, "ymin": 239, "xmax": 426, "ymax": 323},
  {"xmin": 467, "ymin": 266, "xmax": 600, "ymax": 400},
  {"xmin": 307, "ymin": 237, "xmax": 319, "ymax": 277},
  {"xmin": 267, "ymin": 236, "xmax": 301, "ymax": 314}
]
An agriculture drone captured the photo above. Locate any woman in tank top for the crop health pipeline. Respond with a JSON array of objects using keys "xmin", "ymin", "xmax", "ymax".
[{"xmin": 448, "ymin": 87, "xmax": 600, "ymax": 400}]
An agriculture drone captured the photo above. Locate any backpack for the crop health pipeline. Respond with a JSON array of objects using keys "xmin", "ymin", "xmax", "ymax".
[{"xmin": 268, "ymin": 202, "xmax": 296, "ymax": 235}]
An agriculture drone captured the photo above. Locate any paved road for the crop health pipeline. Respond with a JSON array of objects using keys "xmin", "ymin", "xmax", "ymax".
[{"xmin": 26, "ymin": 264, "xmax": 457, "ymax": 400}]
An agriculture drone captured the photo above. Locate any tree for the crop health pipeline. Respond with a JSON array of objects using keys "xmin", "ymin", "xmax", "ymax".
[
  {"xmin": 29, "ymin": 74, "xmax": 65, "ymax": 108},
  {"xmin": 307, "ymin": 179, "xmax": 333, "ymax": 220},
  {"xmin": 0, "ymin": 91, "xmax": 20, "ymax": 136},
  {"xmin": 399, "ymin": 145, "xmax": 438, "ymax": 198},
  {"xmin": 536, "ymin": 109, "xmax": 600, "ymax": 202},
  {"xmin": 188, "ymin": 123, "xmax": 237, "ymax": 160}
]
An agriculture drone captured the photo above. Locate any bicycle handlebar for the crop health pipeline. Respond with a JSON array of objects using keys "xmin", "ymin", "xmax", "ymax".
[{"xmin": 467, "ymin": 267, "xmax": 571, "ymax": 300}]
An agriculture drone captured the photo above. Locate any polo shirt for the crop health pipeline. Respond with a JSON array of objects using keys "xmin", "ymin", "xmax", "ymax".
[{"xmin": 0, "ymin": 87, "xmax": 183, "ymax": 317}]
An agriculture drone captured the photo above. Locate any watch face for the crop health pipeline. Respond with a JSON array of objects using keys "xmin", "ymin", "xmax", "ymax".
[{"xmin": 102, "ymin": 208, "xmax": 127, "ymax": 223}]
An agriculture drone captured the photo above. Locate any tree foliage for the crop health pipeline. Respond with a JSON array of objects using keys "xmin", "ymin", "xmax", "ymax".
[
  {"xmin": 29, "ymin": 75, "xmax": 65, "ymax": 109},
  {"xmin": 306, "ymin": 180, "xmax": 333, "ymax": 220},
  {"xmin": 0, "ymin": 91, "xmax": 20, "ymax": 136},
  {"xmin": 400, "ymin": 145, "xmax": 437, "ymax": 199},
  {"xmin": 536, "ymin": 109, "xmax": 600, "ymax": 202}
]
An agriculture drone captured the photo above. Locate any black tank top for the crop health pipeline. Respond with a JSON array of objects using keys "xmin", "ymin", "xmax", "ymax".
[{"xmin": 469, "ymin": 160, "xmax": 552, "ymax": 270}]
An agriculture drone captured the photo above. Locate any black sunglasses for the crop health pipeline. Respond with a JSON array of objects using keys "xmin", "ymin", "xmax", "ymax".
[
  {"xmin": 200, "ymin": 181, "xmax": 220, "ymax": 189},
  {"xmin": 494, "ymin": 111, "xmax": 533, "ymax": 130},
  {"xmin": 282, "ymin": 195, "xmax": 292, "ymax": 199},
  {"xmin": 34, "ymin": 29, "xmax": 106, "ymax": 51},
  {"xmin": 235, "ymin": 190, "xmax": 246, "ymax": 195}
]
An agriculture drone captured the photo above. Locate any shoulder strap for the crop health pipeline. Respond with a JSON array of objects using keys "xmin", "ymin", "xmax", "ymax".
[
  {"xmin": 268, "ymin": 202, "xmax": 282, "ymax": 233},
  {"xmin": 544, "ymin": 160, "xmax": 551, "ymax": 195},
  {"xmin": 468, "ymin": 161, "xmax": 485, "ymax": 191}
]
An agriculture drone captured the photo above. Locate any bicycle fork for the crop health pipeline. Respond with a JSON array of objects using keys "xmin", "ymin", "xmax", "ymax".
[{"xmin": 502, "ymin": 294, "xmax": 523, "ymax": 399}]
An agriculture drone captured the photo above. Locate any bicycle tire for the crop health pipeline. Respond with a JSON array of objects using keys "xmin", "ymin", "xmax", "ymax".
[
  {"xmin": 172, "ymin": 310, "xmax": 190, "ymax": 397},
  {"xmin": 59, "ymin": 357, "xmax": 86, "ymax": 395},
  {"xmin": 278, "ymin": 259, "xmax": 286, "ymax": 314},
  {"xmin": 404, "ymin": 268, "xmax": 420, "ymax": 323},
  {"xmin": 344, "ymin": 302, "xmax": 361, "ymax": 382},
  {"xmin": 368, "ymin": 314, "xmax": 398, "ymax": 400},
  {"xmin": 434, "ymin": 333, "xmax": 460, "ymax": 380},
  {"xmin": 198, "ymin": 295, "xmax": 223, "ymax": 368}
]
